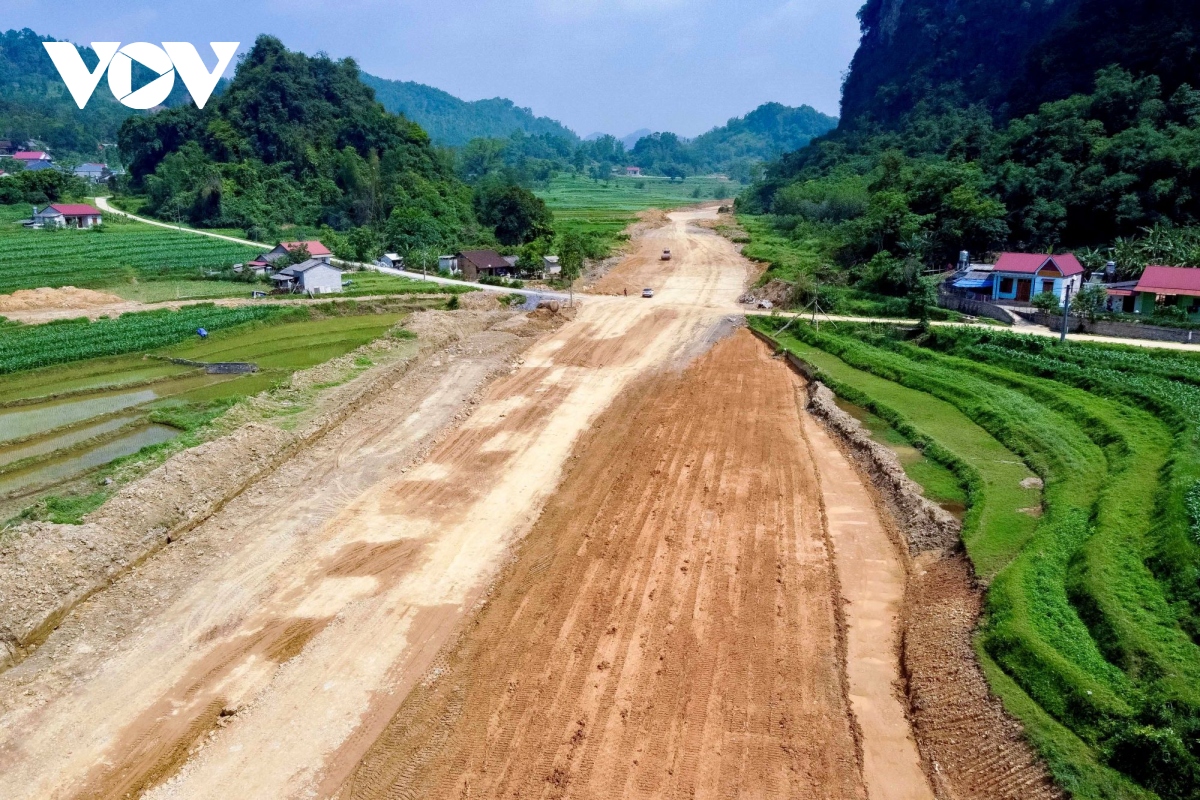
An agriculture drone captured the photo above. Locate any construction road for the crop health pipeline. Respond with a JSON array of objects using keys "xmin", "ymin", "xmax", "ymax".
[{"xmin": 0, "ymin": 210, "xmax": 933, "ymax": 799}]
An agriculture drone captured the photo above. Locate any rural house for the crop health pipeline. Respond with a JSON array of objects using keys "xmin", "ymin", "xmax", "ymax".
[
  {"xmin": 1132, "ymin": 266, "xmax": 1200, "ymax": 319},
  {"xmin": 625, "ymin": 166, "xmax": 642, "ymax": 176},
  {"xmin": 377, "ymin": 253, "xmax": 403, "ymax": 269},
  {"xmin": 11, "ymin": 151, "xmax": 54, "ymax": 172},
  {"xmin": 543, "ymin": 255, "xmax": 562, "ymax": 277},
  {"xmin": 991, "ymin": 253, "xmax": 1084, "ymax": 306},
  {"xmin": 73, "ymin": 163, "xmax": 109, "ymax": 182},
  {"xmin": 270, "ymin": 259, "xmax": 343, "ymax": 294},
  {"xmin": 247, "ymin": 240, "xmax": 333, "ymax": 274},
  {"xmin": 29, "ymin": 203, "xmax": 103, "ymax": 228},
  {"xmin": 451, "ymin": 250, "xmax": 516, "ymax": 281}
]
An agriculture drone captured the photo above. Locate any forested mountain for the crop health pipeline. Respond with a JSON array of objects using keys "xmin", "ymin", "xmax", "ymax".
[
  {"xmin": 744, "ymin": 0, "xmax": 1200, "ymax": 291},
  {"xmin": 119, "ymin": 36, "xmax": 480, "ymax": 255},
  {"xmin": 0, "ymin": 28, "xmax": 206, "ymax": 161},
  {"xmin": 0, "ymin": 29, "xmax": 133, "ymax": 159},
  {"xmin": 361, "ymin": 73, "xmax": 579, "ymax": 147},
  {"xmin": 625, "ymin": 103, "xmax": 836, "ymax": 179},
  {"xmin": 840, "ymin": 0, "xmax": 1200, "ymax": 128}
]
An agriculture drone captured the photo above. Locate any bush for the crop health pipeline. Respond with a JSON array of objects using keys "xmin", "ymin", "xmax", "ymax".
[{"xmin": 1031, "ymin": 291, "xmax": 1062, "ymax": 312}]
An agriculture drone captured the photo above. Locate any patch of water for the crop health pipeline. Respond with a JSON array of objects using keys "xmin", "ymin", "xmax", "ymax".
[
  {"xmin": 0, "ymin": 373, "xmax": 230, "ymax": 444},
  {"xmin": 0, "ymin": 414, "xmax": 142, "ymax": 468},
  {"xmin": 0, "ymin": 424, "xmax": 179, "ymax": 498}
]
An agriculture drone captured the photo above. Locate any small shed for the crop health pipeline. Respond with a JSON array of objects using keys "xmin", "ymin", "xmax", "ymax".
[
  {"xmin": 377, "ymin": 253, "xmax": 404, "ymax": 269},
  {"xmin": 438, "ymin": 255, "xmax": 458, "ymax": 274},
  {"xmin": 271, "ymin": 259, "xmax": 343, "ymax": 294},
  {"xmin": 543, "ymin": 255, "xmax": 562, "ymax": 277}
]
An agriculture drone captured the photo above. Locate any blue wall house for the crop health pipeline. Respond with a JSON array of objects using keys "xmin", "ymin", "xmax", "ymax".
[{"xmin": 991, "ymin": 253, "xmax": 1084, "ymax": 305}]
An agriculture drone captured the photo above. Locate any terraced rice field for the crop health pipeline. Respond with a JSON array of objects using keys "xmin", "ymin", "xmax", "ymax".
[
  {"xmin": 0, "ymin": 310, "xmax": 407, "ymax": 520},
  {"xmin": 756, "ymin": 317, "xmax": 1200, "ymax": 800}
]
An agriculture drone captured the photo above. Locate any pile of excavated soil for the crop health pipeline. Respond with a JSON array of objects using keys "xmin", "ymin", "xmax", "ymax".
[
  {"xmin": 0, "ymin": 286, "xmax": 126, "ymax": 312},
  {"xmin": 338, "ymin": 330, "xmax": 867, "ymax": 799}
]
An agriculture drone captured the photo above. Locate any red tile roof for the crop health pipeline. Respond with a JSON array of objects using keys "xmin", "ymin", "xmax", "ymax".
[
  {"xmin": 49, "ymin": 203, "xmax": 102, "ymax": 216},
  {"xmin": 994, "ymin": 252, "xmax": 1084, "ymax": 277},
  {"xmin": 12, "ymin": 151, "xmax": 49, "ymax": 160},
  {"xmin": 280, "ymin": 240, "xmax": 331, "ymax": 257},
  {"xmin": 1135, "ymin": 265, "xmax": 1200, "ymax": 297},
  {"xmin": 458, "ymin": 250, "xmax": 512, "ymax": 270}
]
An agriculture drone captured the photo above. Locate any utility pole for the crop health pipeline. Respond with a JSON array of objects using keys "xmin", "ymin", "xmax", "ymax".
[{"xmin": 1060, "ymin": 283, "xmax": 1073, "ymax": 343}]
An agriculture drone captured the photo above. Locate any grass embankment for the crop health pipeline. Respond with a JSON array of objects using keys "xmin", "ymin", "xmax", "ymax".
[{"xmin": 755, "ymin": 317, "xmax": 1200, "ymax": 799}]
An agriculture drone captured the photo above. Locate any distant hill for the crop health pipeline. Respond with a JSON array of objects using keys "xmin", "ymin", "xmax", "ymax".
[
  {"xmin": 690, "ymin": 103, "xmax": 838, "ymax": 168},
  {"xmin": 620, "ymin": 129, "xmax": 652, "ymax": 151},
  {"xmin": 628, "ymin": 103, "xmax": 837, "ymax": 179},
  {"xmin": 361, "ymin": 74, "xmax": 579, "ymax": 147}
]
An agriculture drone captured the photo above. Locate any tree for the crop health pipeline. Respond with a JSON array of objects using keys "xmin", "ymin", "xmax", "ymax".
[
  {"xmin": 558, "ymin": 230, "xmax": 586, "ymax": 284},
  {"xmin": 282, "ymin": 243, "xmax": 311, "ymax": 265},
  {"xmin": 473, "ymin": 179, "xmax": 554, "ymax": 246},
  {"xmin": 1073, "ymin": 283, "xmax": 1108, "ymax": 322}
]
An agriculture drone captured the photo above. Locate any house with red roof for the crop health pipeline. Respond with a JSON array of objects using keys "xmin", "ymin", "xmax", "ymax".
[
  {"xmin": 990, "ymin": 252, "xmax": 1084, "ymax": 306},
  {"xmin": 246, "ymin": 240, "xmax": 333, "ymax": 275},
  {"xmin": 30, "ymin": 203, "xmax": 103, "ymax": 229},
  {"xmin": 1133, "ymin": 265, "xmax": 1200, "ymax": 318},
  {"xmin": 12, "ymin": 151, "xmax": 50, "ymax": 163}
]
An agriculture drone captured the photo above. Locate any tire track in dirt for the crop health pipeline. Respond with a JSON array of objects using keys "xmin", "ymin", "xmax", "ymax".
[{"xmin": 336, "ymin": 330, "xmax": 867, "ymax": 800}]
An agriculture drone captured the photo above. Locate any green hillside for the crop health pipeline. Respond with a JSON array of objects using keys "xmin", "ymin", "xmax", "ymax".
[
  {"xmin": 740, "ymin": 0, "xmax": 1200, "ymax": 311},
  {"xmin": 361, "ymin": 73, "xmax": 579, "ymax": 147},
  {"xmin": 117, "ymin": 36, "xmax": 479, "ymax": 253}
]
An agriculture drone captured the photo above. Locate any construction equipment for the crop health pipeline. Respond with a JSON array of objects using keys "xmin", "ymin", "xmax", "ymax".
[{"xmin": 661, "ymin": 249, "xmax": 671, "ymax": 261}]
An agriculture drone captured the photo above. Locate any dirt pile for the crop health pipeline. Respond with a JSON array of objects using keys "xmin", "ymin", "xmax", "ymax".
[
  {"xmin": 0, "ymin": 286, "xmax": 126, "ymax": 313},
  {"xmin": 337, "ymin": 330, "xmax": 865, "ymax": 799}
]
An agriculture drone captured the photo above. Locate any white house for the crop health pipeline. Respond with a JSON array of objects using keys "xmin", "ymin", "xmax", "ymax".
[
  {"xmin": 377, "ymin": 252, "xmax": 403, "ymax": 269},
  {"xmin": 271, "ymin": 259, "xmax": 343, "ymax": 294},
  {"xmin": 30, "ymin": 203, "xmax": 103, "ymax": 228}
]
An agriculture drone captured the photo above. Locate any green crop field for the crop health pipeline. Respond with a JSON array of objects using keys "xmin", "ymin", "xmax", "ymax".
[
  {"xmin": 0, "ymin": 204, "xmax": 261, "ymax": 294},
  {"xmin": 537, "ymin": 174, "xmax": 736, "ymax": 251},
  {"xmin": 753, "ymin": 317, "xmax": 1200, "ymax": 800},
  {"xmin": 0, "ymin": 304, "xmax": 307, "ymax": 375}
]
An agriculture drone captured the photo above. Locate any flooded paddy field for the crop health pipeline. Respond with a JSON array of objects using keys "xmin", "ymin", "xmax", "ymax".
[{"xmin": 0, "ymin": 312, "xmax": 407, "ymax": 520}]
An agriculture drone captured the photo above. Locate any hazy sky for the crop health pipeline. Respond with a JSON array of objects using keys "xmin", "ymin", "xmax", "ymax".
[{"xmin": 8, "ymin": 0, "xmax": 862, "ymax": 137}]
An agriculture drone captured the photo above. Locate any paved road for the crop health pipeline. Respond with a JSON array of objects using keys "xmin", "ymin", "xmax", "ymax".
[{"xmin": 94, "ymin": 196, "xmax": 262, "ymax": 247}]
